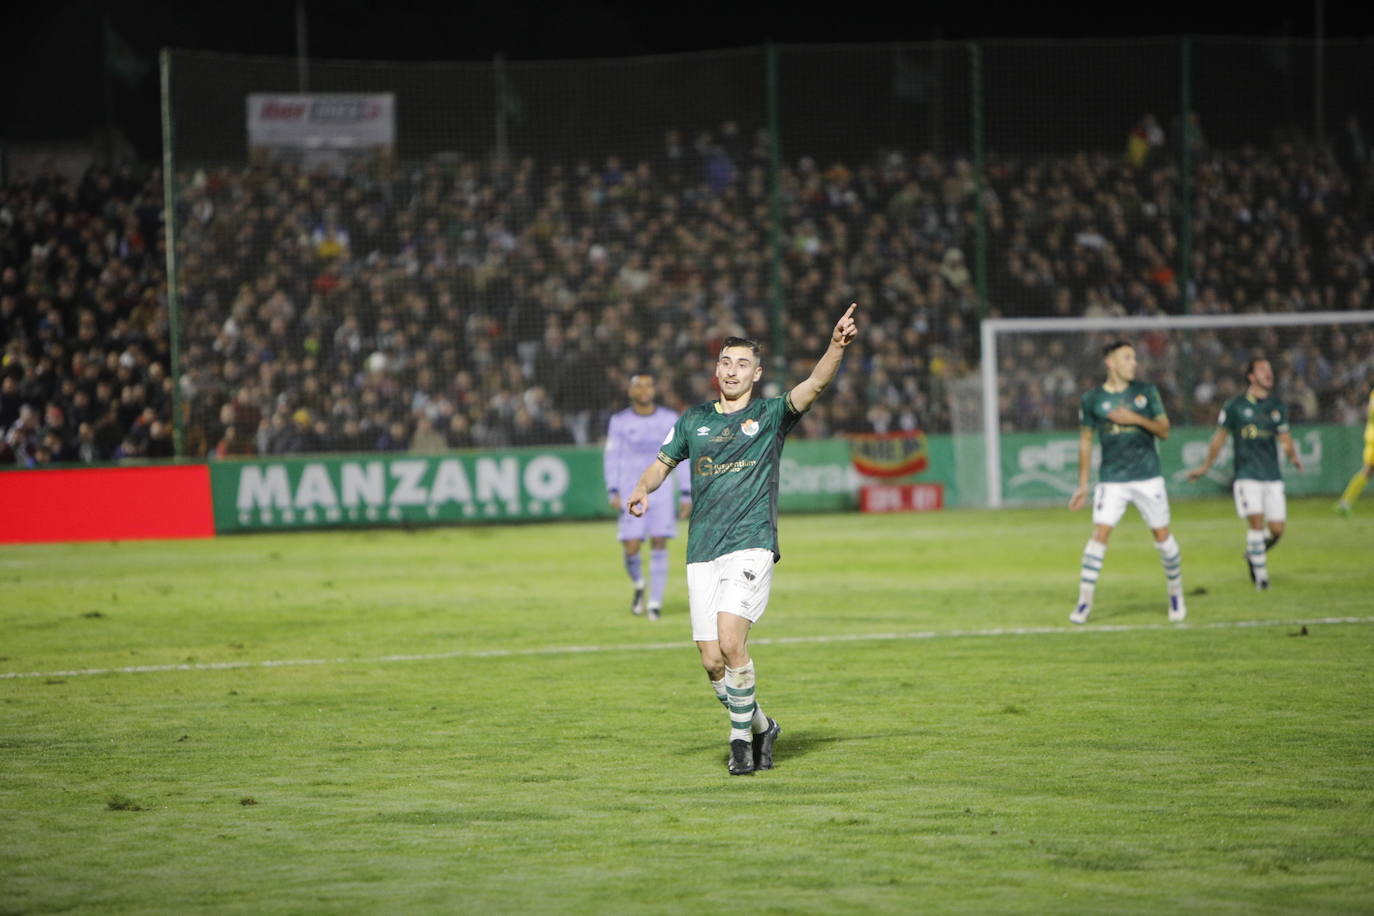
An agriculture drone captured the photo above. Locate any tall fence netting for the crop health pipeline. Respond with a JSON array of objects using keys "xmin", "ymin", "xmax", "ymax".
[{"xmin": 162, "ymin": 40, "xmax": 1374, "ymax": 461}]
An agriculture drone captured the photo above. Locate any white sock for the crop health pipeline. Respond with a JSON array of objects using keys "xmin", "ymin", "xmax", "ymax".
[
  {"xmin": 1079, "ymin": 539, "xmax": 1107, "ymax": 605},
  {"xmin": 1155, "ymin": 535, "xmax": 1183, "ymax": 597},
  {"xmin": 723, "ymin": 662, "xmax": 756, "ymax": 742}
]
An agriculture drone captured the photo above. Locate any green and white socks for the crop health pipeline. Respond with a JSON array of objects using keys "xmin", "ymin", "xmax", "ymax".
[
  {"xmin": 1078, "ymin": 539, "xmax": 1107, "ymax": 610},
  {"xmin": 1155, "ymin": 535, "xmax": 1183, "ymax": 600},
  {"xmin": 1246, "ymin": 529, "xmax": 1270, "ymax": 588},
  {"xmin": 720, "ymin": 663, "xmax": 769, "ymax": 741},
  {"xmin": 711, "ymin": 676, "xmax": 729, "ymax": 708},
  {"xmin": 1078, "ymin": 536, "xmax": 1184, "ymax": 619}
]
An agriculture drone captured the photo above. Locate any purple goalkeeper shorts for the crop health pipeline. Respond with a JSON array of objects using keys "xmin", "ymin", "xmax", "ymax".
[{"xmin": 618, "ymin": 493, "xmax": 679, "ymax": 541}]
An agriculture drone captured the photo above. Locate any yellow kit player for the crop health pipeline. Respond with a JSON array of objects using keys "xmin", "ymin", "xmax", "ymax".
[{"xmin": 1335, "ymin": 385, "xmax": 1374, "ymax": 516}]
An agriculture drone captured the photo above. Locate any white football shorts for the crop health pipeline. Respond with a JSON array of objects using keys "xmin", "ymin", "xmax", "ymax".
[
  {"xmin": 686, "ymin": 547, "xmax": 775, "ymax": 642},
  {"xmin": 1233, "ymin": 479, "xmax": 1286, "ymax": 522},
  {"xmin": 1092, "ymin": 475, "xmax": 1171, "ymax": 530}
]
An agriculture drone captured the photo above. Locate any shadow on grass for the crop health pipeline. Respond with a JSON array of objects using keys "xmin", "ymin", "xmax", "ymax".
[
  {"xmin": 674, "ymin": 728, "xmax": 926, "ymax": 764},
  {"xmin": 1085, "ymin": 598, "xmax": 1182, "ymax": 623}
]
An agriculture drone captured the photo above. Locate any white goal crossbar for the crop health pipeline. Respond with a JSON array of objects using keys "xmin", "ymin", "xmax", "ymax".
[{"xmin": 978, "ymin": 311, "xmax": 1374, "ymax": 508}]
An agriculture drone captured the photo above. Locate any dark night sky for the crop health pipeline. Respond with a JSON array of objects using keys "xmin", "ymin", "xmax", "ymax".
[{"xmin": 4, "ymin": 1, "xmax": 1374, "ymax": 161}]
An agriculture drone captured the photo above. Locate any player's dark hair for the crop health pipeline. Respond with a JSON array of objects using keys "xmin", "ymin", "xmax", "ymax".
[
  {"xmin": 1243, "ymin": 357, "xmax": 1267, "ymax": 382},
  {"xmin": 720, "ymin": 336, "xmax": 762, "ymax": 360},
  {"xmin": 1102, "ymin": 340, "xmax": 1132, "ymax": 358}
]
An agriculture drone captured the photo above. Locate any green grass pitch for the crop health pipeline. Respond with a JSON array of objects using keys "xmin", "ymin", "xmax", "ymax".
[{"xmin": 2, "ymin": 496, "xmax": 1372, "ymax": 914}]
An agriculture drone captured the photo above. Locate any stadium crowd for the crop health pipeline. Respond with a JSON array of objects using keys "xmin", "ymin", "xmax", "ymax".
[
  {"xmin": 0, "ymin": 164, "xmax": 173, "ymax": 466},
  {"xmin": 2, "ymin": 117, "xmax": 1373, "ymax": 466}
]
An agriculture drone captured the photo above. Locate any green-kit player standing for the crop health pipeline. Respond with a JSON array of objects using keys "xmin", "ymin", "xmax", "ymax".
[
  {"xmin": 1187, "ymin": 357, "xmax": 1304, "ymax": 589},
  {"xmin": 627, "ymin": 304, "xmax": 860, "ymax": 776},
  {"xmin": 1068, "ymin": 340, "xmax": 1186, "ymax": 624}
]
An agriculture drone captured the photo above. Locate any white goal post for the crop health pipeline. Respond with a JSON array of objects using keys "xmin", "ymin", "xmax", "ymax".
[{"xmin": 978, "ymin": 311, "xmax": 1374, "ymax": 508}]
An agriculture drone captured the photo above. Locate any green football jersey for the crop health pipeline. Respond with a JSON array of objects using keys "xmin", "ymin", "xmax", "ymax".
[
  {"xmin": 657, "ymin": 394, "xmax": 804, "ymax": 564},
  {"xmin": 1078, "ymin": 381, "xmax": 1167, "ymax": 483},
  {"xmin": 1218, "ymin": 393, "xmax": 1289, "ymax": 481}
]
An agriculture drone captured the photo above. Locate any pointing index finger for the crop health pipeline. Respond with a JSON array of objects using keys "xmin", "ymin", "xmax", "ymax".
[{"xmin": 841, "ymin": 303, "xmax": 857, "ymax": 322}]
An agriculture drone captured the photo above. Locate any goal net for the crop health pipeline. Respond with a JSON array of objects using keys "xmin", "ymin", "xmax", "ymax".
[{"xmin": 976, "ymin": 311, "xmax": 1374, "ymax": 508}]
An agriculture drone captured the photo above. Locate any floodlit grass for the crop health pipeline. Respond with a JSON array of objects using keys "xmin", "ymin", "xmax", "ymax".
[{"xmin": 2, "ymin": 497, "xmax": 1372, "ymax": 914}]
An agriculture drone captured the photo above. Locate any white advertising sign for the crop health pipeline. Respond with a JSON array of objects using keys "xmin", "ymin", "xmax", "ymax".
[{"xmin": 246, "ymin": 94, "xmax": 395, "ymax": 149}]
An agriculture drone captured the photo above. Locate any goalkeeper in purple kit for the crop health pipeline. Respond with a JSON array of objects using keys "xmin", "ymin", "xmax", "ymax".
[{"xmin": 603, "ymin": 372, "xmax": 691, "ymax": 620}]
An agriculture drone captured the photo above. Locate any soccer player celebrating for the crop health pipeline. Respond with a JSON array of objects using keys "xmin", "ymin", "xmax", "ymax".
[
  {"xmin": 604, "ymin": 372, "xmax": 691, "ymax": 620},
  {"xmin": 1335, "ymin": 383, "xmax": 1374, "ymax": 517},
  {"xmin": 627, "ymin": 304, "xmax": 859, "ymax": 776},
  {"xmin": 1068, "ymin": 340, "xmax": 1186, "ymax": 624},
  {"xmin": 1187, "ymin": 358, "xmax": 1304, "ymax": 589}
]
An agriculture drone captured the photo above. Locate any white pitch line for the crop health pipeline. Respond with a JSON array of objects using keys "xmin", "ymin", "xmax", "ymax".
[{"xmin": 2, "ymin": 616, "xmax": 1371, "ymax": 681}]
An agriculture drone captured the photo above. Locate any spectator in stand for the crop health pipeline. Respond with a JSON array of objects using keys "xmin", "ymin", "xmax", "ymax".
[
  {"xmin": 409, "ymin": 414, "xmax": 448, "ymax": 453},
  {"xmin": 5, "ymin": 124, "xmax": 1373, "ymax": 463},
  {"xmin": 1, "ymin": 162, "xmax": 173, "ymax": 463},
  {"xmin": 5, "ymin": 404, "xmax": 40, "ymax": 466}
]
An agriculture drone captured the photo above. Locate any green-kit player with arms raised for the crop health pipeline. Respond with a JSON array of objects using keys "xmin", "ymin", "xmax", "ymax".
[
  {"xmin": 1187, "ymin": 357, "xmax": 1304, "ymax": 589},
  {"xmin": 1068, "ymin": 340, "xmax": 1186, "ymax": 624},
  {"xmin": 627, "ymin": 304, "xmax": 860, "ymax": 776}
]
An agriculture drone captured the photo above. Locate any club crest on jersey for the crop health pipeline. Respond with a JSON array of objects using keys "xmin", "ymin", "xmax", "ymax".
[
  {"xmin": 696, "ymin": 426, "xmax": 711, "ymax": 437},
  {"xmin": 740, "ymin": 419, "xmax": 760, "ymax": 437},
  {"xmin": 1133, "ymin": 394, "xmax": 1147, "ymax": 408},
  {"xmin": 1271, "ymin": 410, "xmax": 1280, "ymax": 421}
]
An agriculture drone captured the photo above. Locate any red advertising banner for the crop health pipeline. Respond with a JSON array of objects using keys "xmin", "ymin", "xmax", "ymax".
[
  {"xmin": 0, "ymin": 465, "xmax": 215, "ymax": 544},
  {"xmin": 859, "ymin": 483, "xmax": 945, "ymax": 513}
]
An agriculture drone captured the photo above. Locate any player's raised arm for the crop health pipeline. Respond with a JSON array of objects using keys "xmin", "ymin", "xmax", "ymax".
[
  {"xmin": 626, "ymin": 458, "xmax": 672, "ymax": 517},
  {"xmin": 788, "ymin": 304, "xmax": 860, "ymax": 413}
]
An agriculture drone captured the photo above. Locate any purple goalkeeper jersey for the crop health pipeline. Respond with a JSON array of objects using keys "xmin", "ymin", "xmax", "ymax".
[{"xmin": 604, "ymin": 406, "xmax": 690, "ymax": 500}]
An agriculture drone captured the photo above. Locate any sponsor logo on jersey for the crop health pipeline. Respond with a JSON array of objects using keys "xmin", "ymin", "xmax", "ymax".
[
  {"xmin": 741, "ymin": 419, "xmax": 760, "ymax": 437},
  {"xmin": 695, "ymin": 456, "xmax": 758, "ymax": 477}
]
